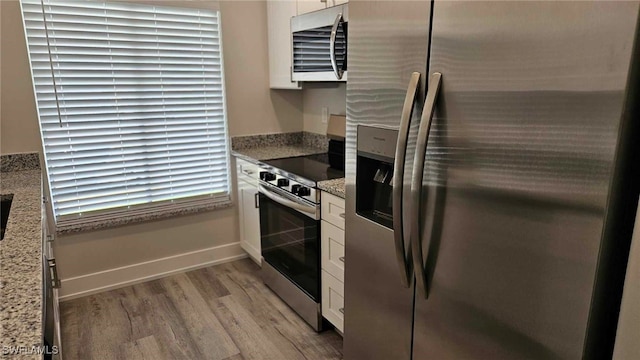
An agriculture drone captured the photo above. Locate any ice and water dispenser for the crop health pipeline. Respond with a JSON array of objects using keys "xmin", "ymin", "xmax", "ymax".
[{"xmin": 356, "ymin": 125, "xmax": 398, "ymax": 229}]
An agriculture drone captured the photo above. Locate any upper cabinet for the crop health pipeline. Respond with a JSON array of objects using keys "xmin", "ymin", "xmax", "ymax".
[
  {"xmin": 297, "ymin": 0, "xmax": 348, "ymax": 15},
  {"xmin": 267, "ymin": 1, "xmax": 301, "ymax": 90},
  {"xmin": 296, "ymin": 0, "xmax": 327, "ymax": 15}
]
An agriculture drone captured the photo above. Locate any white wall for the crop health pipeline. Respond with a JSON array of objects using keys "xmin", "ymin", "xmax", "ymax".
[
  {"xmin": 0, "ymin": 0, "xmax": 305, "ymax": 298},
  {"xmin": 302, "ymin": 83, "xmax": 346, "ymax": 134},
  {"xmin": 0, "ymin": 1, "xmax": 41, "ymax": 154},
  {"xmin": 222, "ymin": 1, "xmax": 303, "ymax": 136}
]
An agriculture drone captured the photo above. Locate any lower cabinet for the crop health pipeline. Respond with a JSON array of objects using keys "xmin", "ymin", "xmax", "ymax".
[
  {"xmin": 322, "ymin": 269, "xmax": 345, "ymax": 332},
  {"xmin": 236, "ymin": 157, "xmax": 261, "ymax": 264},
  {"xmin": 320, "ymin": 191, "xmax": 346, "ymax": 333}
]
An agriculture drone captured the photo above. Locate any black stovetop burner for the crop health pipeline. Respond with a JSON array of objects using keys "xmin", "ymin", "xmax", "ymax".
[{"xmin": 263, "ymin": 153, "xmax": 344, "ymax": 183}]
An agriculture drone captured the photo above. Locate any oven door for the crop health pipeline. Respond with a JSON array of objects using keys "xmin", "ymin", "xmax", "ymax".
[{"xmin": 259, "ymin": 183, "xmax": 320, "ymax": 301}]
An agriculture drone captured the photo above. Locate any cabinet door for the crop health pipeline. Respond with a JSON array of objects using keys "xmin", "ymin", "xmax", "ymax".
[
  {"xmin": 321, "ymin": 192, "xmax": 346, "ymax": 230},
  {"xmin": 322, "ymin": 270, "xmax": 345, "ymax": 332},
  {"xmin": 297, "ymin": 0, "xmax": 326, "ymax": 15},
  {"xmin": 236, "ymin": 157, "xmax": 259, "ymax": 183},
  {"xmin": 327, "ymin": 0, "xmax": 348, "ymax": 7},
  {"xmin": 238, "ymin": 179, "xmax": 261, "ymax": 264},
  {"xmin": 53, "ymin": 287, "xmax": 62, "ymax": 360},
  {"xmin": 321, "ymin": 220, "xmax": 345, "ymax": 282},
  {"xmin": 267, "ymin": 0, "xmax": 301, "ymax": 89}
]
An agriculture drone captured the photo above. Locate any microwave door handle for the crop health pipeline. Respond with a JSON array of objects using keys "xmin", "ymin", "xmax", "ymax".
[
  {"xmin": 411, "ymin": 72, "xmax": 442, "ymax": 299},
  {"xmin": 393, "ymin": 72, "xmax": 421, "ymax": 288},
  {"xmin": 330, "ymin": 13, "xmax": 344, "ymax": 80}
]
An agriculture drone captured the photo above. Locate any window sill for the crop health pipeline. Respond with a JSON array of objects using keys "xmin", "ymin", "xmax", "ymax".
[{"xmin": 55, "ymin": 200, "xmax": 233, "ymax": 236}]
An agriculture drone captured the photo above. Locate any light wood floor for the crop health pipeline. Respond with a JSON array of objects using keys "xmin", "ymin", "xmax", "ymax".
[{"xmin": 61, "ymin": 259, "xmax": 343, "ymax": 360}]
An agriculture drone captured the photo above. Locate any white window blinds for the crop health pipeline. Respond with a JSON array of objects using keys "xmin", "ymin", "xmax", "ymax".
[{"xmin": 21, "ymin": 0, "xmax": 230, "ymax": 225}]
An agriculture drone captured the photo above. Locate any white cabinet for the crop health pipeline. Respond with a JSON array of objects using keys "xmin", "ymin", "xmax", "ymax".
[
  {"xmin": 267, "ymin": 0, "xmax": 300, "ymax": 90},
  {"xmin": 321, "ymin": 220, "xmax": 345, "ymax": 282},
  {"xmin": 297, "ymin": 0, "xmax": 349, "ymax": 16},
  {"xmin": 321, "ymin": 192, "xmax": 345, "ymax": 230},
  {"xmin": 42, "ymin": 195, "xmax": 63, "ymax": 359},
  {"xmin": 296, "ymin": 0, "xmax": 327, "ymax": 15},
  {"xmin": 320, "ymin": 191, "xmax": 346, "ymax": 333},
  {"xmin": 236, "ymin": 157, "xmax": 261, "ymax": 264},
  {"xmin": 238, "ymin": 181, "xmax": 261, "ymax": 264},
  {"xmin": 322, "ymin": 269, "xmax": 345, "ymax": 331}
]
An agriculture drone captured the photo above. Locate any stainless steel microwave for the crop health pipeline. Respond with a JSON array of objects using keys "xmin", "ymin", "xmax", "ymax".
[{"xmin": 291, "ymin": 5, "xmax": 348, "ymax": 82}]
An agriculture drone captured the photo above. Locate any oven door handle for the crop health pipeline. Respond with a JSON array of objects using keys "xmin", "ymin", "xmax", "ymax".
[{"xmin": 259, "ymin": 184, "xmax": 319, "ymax": 220}]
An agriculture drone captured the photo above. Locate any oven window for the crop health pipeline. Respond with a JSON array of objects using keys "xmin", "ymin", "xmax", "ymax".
[{"xmin": 259, "ymin": 194, "xmax": 320, "ymax": 300}]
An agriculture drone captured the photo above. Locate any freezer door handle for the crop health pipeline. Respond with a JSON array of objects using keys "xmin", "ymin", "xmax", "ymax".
[
  {"xmin": 411, "ymin": 72, "xmax": 442, "ymax": 298},
  {"xmin": 392, "ymin": 72, "xmax": 421, "ymax": 288}
]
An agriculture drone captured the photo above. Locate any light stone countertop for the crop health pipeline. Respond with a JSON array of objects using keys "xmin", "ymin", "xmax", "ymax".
[
  {"xmin": 318, "ymin": 178, "xmax": 345, "ymax": 199},
  {"xmin": 0, "ymin": 169, "xmax": 43, "ymax": 359},
  {"xmin": 231, "ymin": 145, "xmax": 326, "ymax": 163}
]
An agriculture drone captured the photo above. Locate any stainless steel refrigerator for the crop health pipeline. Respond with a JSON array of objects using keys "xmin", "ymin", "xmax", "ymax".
[{"xmin": 344, "ymin": 1, "xmax": 640, "ymax": 359}]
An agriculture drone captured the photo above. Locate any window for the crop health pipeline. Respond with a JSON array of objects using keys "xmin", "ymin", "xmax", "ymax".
[{"xmin": 21, "ymin": 0, "xmax": 230, "ymax": 227}]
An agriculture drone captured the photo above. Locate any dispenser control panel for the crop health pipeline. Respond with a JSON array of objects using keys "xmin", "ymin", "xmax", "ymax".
[{"xmin": 357, "ymin": 125, "xmax": 398, "ymax": 159}]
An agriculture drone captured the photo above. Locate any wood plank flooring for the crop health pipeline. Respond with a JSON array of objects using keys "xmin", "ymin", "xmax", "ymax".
[{"xmin": 61, "ymin": 259, "xmax": 343, "ymax": 360}]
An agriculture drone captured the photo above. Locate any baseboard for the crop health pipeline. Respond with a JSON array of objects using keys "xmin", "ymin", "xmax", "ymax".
[{"xmin": 59, "ymin": 242, "xmax": 247, "ymax": 301}]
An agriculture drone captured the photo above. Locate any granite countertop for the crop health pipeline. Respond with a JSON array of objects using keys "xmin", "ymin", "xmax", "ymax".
[
  {"xmin": 230, "ymin": 131, "xmax": 329, "ymax": 163},
  {"xmin": 0, "ymin": 167, "xmax": 43, "ymax": 358},
  {"xmin": 232, "ymin": 145, "xmax": 326, "ymax": 163},
  {"xmin": 318, "ymin": 178, "xmax": 345, "ymax": 199}
]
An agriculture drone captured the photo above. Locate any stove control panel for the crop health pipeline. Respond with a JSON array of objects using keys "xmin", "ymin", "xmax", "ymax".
[
  {"xmin": 296, "ymin": 187, "xmax": 311, "ymax": 196},
  {"xmin": 258, "ymin": 169, "xmax": 318, "ymax": 204},
  {"xmin": 259, "ymin": 172, "xmax": 276, "ymax": 182}
]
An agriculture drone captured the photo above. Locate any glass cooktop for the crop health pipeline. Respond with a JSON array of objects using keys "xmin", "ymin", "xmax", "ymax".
[{"xmin": 263, "ymin": 153, "xmax": 344, "ymax": 183}]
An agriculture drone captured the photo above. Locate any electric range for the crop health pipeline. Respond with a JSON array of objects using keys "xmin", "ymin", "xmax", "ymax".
[
  {"xmin": 257, "ymin": 153, "xmax": 344, "ymax": 332},
  {"xmin": 259, "ymin": 153, "xmax": 344, "ymax": 204}
]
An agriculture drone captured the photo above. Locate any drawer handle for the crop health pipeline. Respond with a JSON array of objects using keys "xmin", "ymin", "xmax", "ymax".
[
  {"xmin": 243, "ymin": 169, "xmax": 254, "ymax": 175},
  {"xmin": 338, "ymin": 307, "xmax": 344, "ymax": 314},
  {"xmin": 339, "ymin": 256, "xmax": 345, "ymax": 263},
  {"xmin": 339, "ymin": 213, "xmax": 345, "ymax": 219}
]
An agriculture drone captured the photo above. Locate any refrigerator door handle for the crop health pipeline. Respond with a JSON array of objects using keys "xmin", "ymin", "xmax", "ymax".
[
  {"xmin": 392, "ymin": 71, "xmax": 421, "ymax": 288},
  {"xmin": 411, "ymin": 72, "xmax": 442, "ymax": 298}
]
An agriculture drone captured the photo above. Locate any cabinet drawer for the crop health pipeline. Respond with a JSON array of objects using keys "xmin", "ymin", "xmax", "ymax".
[
  {"xmin": 322, "ymin": 270, "xmax": 344, "ymax": 333},
  {"xmin": 236, "ymin": 157, "xmax": 259, "ymax": 184},
  {"xmin": 321, "ymin": 220, "xmax": 345, "ymax": 282},
  {"xmin": 321, "ymin": 192, "xmax": 345, "ymax": 229}
]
